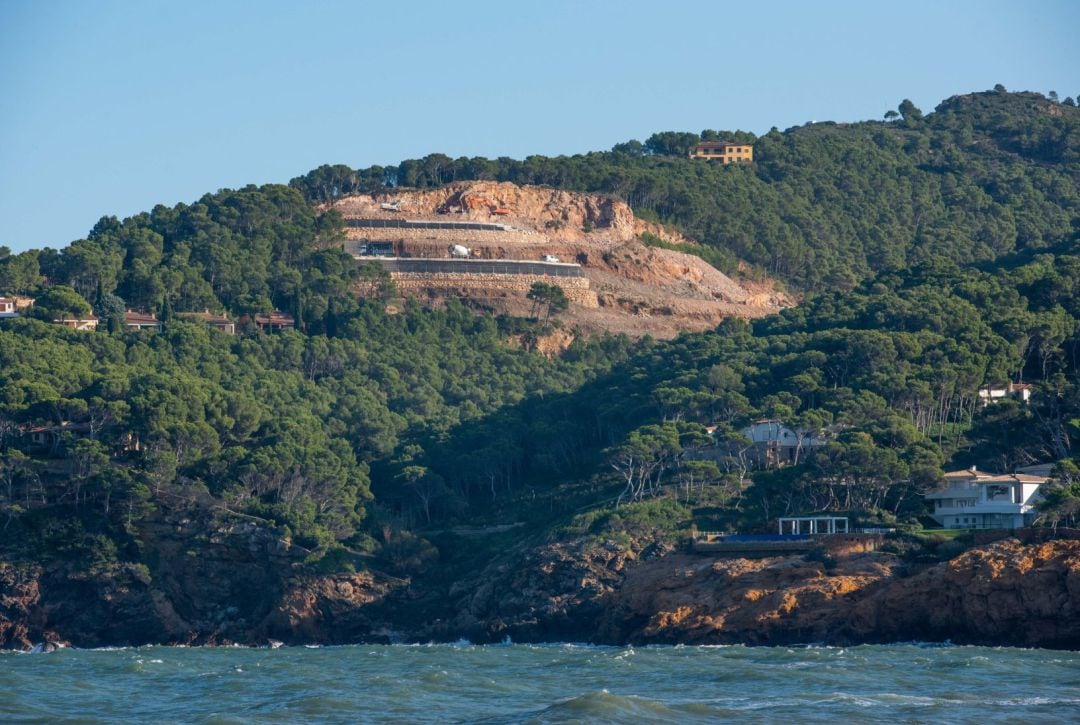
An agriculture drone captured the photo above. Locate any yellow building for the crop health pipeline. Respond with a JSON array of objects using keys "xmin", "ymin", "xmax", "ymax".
[{"xmin": 690, "ymin": 140, "xmax": 753, "ymax": 163}]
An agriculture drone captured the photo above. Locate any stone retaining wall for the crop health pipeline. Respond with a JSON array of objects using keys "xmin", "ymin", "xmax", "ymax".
[{"xmin": 391, "ymin": 272, "xmax": 598, "ymax": 307}]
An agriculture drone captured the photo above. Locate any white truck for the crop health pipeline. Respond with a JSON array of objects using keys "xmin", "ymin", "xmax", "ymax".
[{"xmin": 542, "ymin": 254, "xmax": 560, "ymax": 263}]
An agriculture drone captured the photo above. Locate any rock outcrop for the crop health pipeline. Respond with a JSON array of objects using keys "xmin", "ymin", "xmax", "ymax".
[
  {"xmin": 3, "ymin": 529, "xmax": 1077, "ymax": 650},
  {"xmin": 847, "ymin": 540, "xmax": 1080, "ymax": 648},
  {"xmin": 428, "ymin": 537, "xmax": 1080, "ymax": 650},
  {"xmin": 0, "ymin": 510, "xmax": 400, "ymax": 650},
  {"xmin": 333, "ymin": 181, "xmax": 637, "ymax": 244}
]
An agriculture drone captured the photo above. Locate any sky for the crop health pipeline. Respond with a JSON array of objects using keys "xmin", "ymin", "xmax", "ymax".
[{"xmin": 1, "ymin": 0, "xmax": 1077, "ymax": 252}]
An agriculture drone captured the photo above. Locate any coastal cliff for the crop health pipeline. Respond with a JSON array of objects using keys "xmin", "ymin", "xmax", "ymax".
[
  {"xmin": 595, "ymin": 539, "xmax": 1080, "ymax": 648},
  {"xmin": 3, "ymin": 534, "xmax": 1078, "ymax": 650}
]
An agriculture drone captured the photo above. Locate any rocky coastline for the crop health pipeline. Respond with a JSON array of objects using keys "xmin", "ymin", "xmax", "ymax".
[{"xmin": 3, "ymin": 533, "xmax": 1078, "ymax": 651}]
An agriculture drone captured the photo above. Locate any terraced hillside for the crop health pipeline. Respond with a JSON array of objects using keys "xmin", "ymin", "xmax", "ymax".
[{"xmin": 327, "ymin": 181, "xmax": 788, "ymax": 337}]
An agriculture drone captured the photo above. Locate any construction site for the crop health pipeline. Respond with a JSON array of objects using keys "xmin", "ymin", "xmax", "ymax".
[{"xmin": 327, "ymin": 181, "xmax": 789, "ymax": 339}]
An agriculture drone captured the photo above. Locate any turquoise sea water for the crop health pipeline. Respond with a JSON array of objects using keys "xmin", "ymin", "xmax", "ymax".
[{"xmin": 1, "ymin": 643, "xmax": 1078, "ymax": 723}]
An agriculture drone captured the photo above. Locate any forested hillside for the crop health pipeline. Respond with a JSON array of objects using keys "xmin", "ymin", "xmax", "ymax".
[
  {"xmin": 293, "ymin": 88, "xmax": 1080, "ymax": 291},
  {"xmin": 0, "ymin": 88, "xmax": 1078, "ymax": 612}
]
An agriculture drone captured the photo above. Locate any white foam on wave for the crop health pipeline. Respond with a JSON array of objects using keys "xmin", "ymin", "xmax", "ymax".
[{"xmin": 985, "ymin": 696, "xmax": 1080, "ymax": 706}]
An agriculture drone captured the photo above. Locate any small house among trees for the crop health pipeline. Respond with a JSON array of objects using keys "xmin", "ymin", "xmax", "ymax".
[
  {"xmin": 124, "ymin": 310, "xmax": 162, "ymax": 332},
  {"xmin": 739, "ymin": 419, "xmax": 829, "ymax": 468},
  {"xmin": 177, "ymin": 310, "xmax": 236, "ymax": 334},
  {"xmin": 253, "ymin": 311, "xmax": 296, "ymax": 332},
  {"xmin": 689, "ymin": 141, "xmax": 753, "ymax": 164},
  {"xmin": 55, "ymin": 315, "xmax": 99, "ymax": 331},
  {"xmin": 977, "ymin": 382, "xmax": 1032, "ymax": 406}
]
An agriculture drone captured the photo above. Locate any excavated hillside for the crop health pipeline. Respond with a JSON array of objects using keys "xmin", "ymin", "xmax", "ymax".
[{"xmin": 328, "ymin": 182, "xmax": 790, "ymax": 338}]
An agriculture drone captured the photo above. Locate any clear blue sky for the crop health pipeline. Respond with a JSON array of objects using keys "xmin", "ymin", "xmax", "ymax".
[{"xmin": 1, "ymin": 0, "xmax": 1077, "ymax": 252}]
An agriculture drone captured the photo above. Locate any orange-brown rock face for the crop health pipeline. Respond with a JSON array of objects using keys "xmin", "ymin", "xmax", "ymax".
[
  {"xmin": 0, "ymin": 564, "xmax": 46, "ymax": 649},
  {"xmin": 4, "ymin": 534, "xmax": 1077, "ymax": 649},
  {"xmin": 593, "ymin": 552, "xmax": 901, "ymax": 645},
  {"xmin": 331, "ymin": 181, "xmax": 637, "ymax": 244},
  {"xmin": 589, "ymin": 540, "xmax": 1080, "ymax": 649},
  {"xmin": 847, "ymin": 540, "xmax": 1080, "ymax": 648},
  {"xmin": 440, "ymin": 538, "xmax": 1080, "ymax": 649},
  {"xmin": 327, "ymin": 182, "xmax": 791, "ymax": 338},
  {"xmin": 256, "ymin": 572, "xmax": 395, "ymax": 644}
]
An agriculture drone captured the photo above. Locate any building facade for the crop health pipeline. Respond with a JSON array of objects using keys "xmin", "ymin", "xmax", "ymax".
[
  {"xmin": 925, "ymin": 467, "xmax": 1046, "ymax": 529},
  {"xmin": 977, "ymin": 382, "xmax": 1032, "ymax": 406},
  {"xmin": 690, "ymin": 141, "xmax": 753, "ymax": 163},
  {"xmin": 124, "ymin": 310, "xmax": 163, "ymax": 332}
]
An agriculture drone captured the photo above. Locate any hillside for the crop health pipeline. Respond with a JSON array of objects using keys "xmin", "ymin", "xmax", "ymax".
[
  {"xmin": 294, "ymin": 89, "xmax": 1080, "ymax": 292},
  {"xmin": 1, "ymin": 88, "xmax": 1079, "ymax": 649},
  {"xmin": 327, "ymin": 181, "xmax": 788, "ymax": 337}
]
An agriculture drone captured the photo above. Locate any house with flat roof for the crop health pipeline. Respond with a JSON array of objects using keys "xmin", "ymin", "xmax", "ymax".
[
  {"xmin": 0, "ymin": 297, "xmax": 18, "ymax": 318},
  {"xmin": 690, "ymin": 140, "xmax": 753, "ymax": 164},
  {"xmin": 924, "ymin": 467, "xmax": 1047, "ymax": 529},
  {"xmin": 978, "ymin": 382, "xmax": 1032, "ymax": 406}
]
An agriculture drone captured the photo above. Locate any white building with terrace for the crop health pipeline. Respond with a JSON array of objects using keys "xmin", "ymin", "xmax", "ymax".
[{"xmin": 925, "ymin": 467, "xmax": 1047, "ymax": 529}]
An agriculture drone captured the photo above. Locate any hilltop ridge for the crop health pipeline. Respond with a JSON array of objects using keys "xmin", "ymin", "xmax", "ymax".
[{"xmin": 294, "ymin": 88, "xmax": 1080, "ymax": 292}]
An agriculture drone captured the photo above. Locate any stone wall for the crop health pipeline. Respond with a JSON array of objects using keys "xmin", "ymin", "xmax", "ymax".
[{"xmin": 390, "ymin": 272, "xmax": 598, "ymax": 307}]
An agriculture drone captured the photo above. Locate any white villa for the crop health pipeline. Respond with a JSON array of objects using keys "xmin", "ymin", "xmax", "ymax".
[
  {"xmin": 977, "ymin": 382, "xmax": 1032, "ymax": 406},
  {"xmin": 925, "ymin": 467, "xmax": 1047, "ymax": 529},
  {"xmin": 739, "ymin": 419, "xmax": 829, "ymax": 467}
]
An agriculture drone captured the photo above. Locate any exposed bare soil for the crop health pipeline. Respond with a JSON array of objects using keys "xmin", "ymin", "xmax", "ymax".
[{"xmin": 327, "ymin": 182, "xmax": 791, "ymax": 338}]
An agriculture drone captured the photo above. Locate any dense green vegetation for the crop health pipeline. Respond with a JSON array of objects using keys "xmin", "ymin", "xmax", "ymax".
[
  {"xmin": 413, "ymin": 236, "xmax": 1080, "ymax": 532},
  {"xmin": 1, "ymin": 88, "xmax": 1079, "ymax": 582}
]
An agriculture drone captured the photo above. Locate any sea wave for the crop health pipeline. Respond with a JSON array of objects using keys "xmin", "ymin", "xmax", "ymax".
[{"xmin": 480, "ymin": 690, "xmax": 718, "ymax": 725}]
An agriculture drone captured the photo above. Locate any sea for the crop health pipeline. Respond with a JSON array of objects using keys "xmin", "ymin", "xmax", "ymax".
[{"xmin": 1, "ymin": 642, "xmax": 1077, "ymax": 723}]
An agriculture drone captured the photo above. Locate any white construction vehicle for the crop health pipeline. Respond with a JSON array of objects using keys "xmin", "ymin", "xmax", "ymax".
[{"xmin": 450, "ymin": 244, "xmax": 472, "ymax": 258}]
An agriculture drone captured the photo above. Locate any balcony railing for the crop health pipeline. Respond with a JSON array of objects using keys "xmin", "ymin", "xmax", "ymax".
[{"xmin": 934, "ymin": 503, "xmax": 1027, "ymax": 516}]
